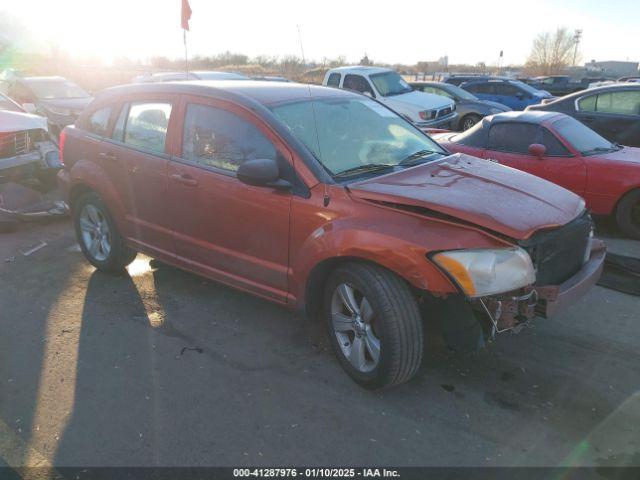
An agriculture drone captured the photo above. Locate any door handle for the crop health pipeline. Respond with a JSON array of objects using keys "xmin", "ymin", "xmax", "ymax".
[
  {"xmin": 99, "ymin": 152, "xmax": 117, "ymax": 161},
  {"xmin": 170, "ymin": 173, "xmax": 199, "ymax": 187}
]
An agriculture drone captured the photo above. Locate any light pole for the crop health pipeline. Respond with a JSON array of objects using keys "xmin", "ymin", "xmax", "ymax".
[{"xmin": 573, "ymin": 29, "xmax": 582, "ymax": 66}]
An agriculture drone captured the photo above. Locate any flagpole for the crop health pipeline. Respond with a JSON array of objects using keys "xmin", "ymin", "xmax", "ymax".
[{"xmin": 183, "ymin": 29, "xmax": 189, "ymax": 76}]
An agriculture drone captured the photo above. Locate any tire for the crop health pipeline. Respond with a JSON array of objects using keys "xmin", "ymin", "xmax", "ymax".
[
  {"xmin": 616, "ymin": 189, "xmax": 640, "ymax": 240},
  {"xmin": 323, "ymin": 262, "xmax": 424, "ymax": 389},
  {"xmin": 460, "ymin": 114, "xmax": 481, "ymax": 131},
  {"xmin": 73, "ymin": 191, "xmax": 137, "ymax": 273}
]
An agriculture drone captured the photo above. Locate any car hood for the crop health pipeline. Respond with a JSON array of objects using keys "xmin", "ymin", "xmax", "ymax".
[
  {"xmin": 387, "ymin": 90, "xmax": 453, "ymax": 111},
  {"xmin": 599, "ymin": 146, "xmax": 640, "ymax": 165},
  {"xmin": 347, "ymin": 153, "xmax": 584, "ymax": 239},
  {"xmin": 0, "ymin": 110, "xmax": 48, "ymax": 133},
  {"xmin": 38, "ymin": 97, "xmax": 93, "ymax": 111}
]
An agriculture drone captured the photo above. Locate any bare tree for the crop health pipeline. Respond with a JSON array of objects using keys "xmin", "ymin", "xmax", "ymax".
[{"xmin": 525, "ymin": 27, "xmax": 580, "ymax": 75}]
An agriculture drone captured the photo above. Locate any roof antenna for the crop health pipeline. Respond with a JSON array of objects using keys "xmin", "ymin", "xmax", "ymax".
[{"xmin": 297, "ymin": 24, "xmax": 330, "ymax": 207}]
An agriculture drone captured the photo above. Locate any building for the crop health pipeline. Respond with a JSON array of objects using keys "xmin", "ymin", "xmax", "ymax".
[{"xmin": 585, "ymin": 60, "xmax": 639, "ymax": 78}]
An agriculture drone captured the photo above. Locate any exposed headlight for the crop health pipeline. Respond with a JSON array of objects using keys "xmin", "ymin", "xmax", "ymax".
[
  {"xmin": 419, "ymin": 110, "xmax": 436, "ymax": 120},
  {"xmin": 432, "ymin": 247, "xmax": 536, "ymax": 297},
  {"xmin": 46, "ymin": 106, "xmax": 73, "ymax": 116}
]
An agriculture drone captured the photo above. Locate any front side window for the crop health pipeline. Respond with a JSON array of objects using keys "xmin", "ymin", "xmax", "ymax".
[
  {"xmin": 87, "ymin": 107, "xmax": 111, "ymax": 137},
  {"xmin": 181, "ymin": 104, "xmax": 276, "ymax": 172},
  {"xmin": 343, "ymin": 75, "xmax": 375, "ymax": 97},
  {"xmin": 124, "ymin": 102, "xmax": 172, "ymax": 154},
  {"xmin": 494, "ymin": 83, "xmax": 521, "ymax": 96},
  {"xmin": 271, "ymin": 97, "xmax": 446, "ymax": 177},
  {"xmin": 327, "ymin": 73, "xmax": 341, "ymax": 87},
  {"xmin": 465, "ymin": 83, "xmax": 494, "ymax": 95},
  {"xmin": 541, "ymin": 128, "xmax": 570, "ymax": 156},
  {"xmin": 488, "ymin": 123, "xmax": 538, "ymax": 153},
  {"xmin": 595, "ymin": 91, "xmax": 640, "ymax": 115}
]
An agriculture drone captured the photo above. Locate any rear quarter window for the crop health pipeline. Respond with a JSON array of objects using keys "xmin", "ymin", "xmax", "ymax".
[{"xmin": 87, "ymin": 106, "xmax": 111, "ymax": 137}]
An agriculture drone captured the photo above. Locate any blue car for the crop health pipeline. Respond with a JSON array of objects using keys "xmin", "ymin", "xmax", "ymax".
[{"xmin": 460, "ymin": 79, "xmax": 552, "ymax": 110}]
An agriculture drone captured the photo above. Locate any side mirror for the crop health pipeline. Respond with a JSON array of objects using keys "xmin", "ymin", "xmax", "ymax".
[
  {"xmin": 515, "ymin": 92, "xmax": 524, "ymax": 100},
  {"xmin": 528, "ymin": 143, "xmax": 546, "ymax": 157},
  {"xmin": 237, "ymin": 158, "xmax": 291, "ymax": 190},
  {"xmin": 22, "ymin": 103, "xmax": 37, "ymax": 114}
]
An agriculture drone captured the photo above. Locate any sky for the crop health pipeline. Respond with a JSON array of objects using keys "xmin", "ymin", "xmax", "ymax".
[{"xmin": 2, "ymin": 0, "xmax": 640, "ymax": 66}]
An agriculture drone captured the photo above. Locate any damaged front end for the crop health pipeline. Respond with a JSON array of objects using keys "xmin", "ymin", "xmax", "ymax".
[{"xmin": 429, "ymin": 212, "xmax": 606, "ymax": 351}]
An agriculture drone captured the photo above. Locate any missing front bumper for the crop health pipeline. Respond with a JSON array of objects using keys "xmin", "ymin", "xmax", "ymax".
[{"xmin": 473, "ymin": 239, "xmax": 606, "ymax": 332}]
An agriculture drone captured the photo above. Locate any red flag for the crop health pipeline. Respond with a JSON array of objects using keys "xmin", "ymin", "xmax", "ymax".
[{"xmin": 181, "ymin": 0, "xmax": 192, "ymax": 30}]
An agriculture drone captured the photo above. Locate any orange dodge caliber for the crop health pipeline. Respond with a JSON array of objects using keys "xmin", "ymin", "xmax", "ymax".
[{"xmin": 58, "ymin": 81, "xmax": 605, "ymax": 389}]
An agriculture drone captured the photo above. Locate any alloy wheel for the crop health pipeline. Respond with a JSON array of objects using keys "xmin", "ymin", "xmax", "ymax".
[
  {"xmin": 330, "ymin": 283, "xmax": 381, "ymax": 373},
  {"xmin": 79, "ymin": 204, "xmax": 111, "ymax": 262}
]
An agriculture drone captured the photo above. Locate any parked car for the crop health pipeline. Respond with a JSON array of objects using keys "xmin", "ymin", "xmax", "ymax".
[
  {"xmin": 461, "ymin": 78, "xmax": 553, "ymax": 110},
  {"xmin": 323, "ymin": 66, "xmax": 457, "ymax": 130},
  {"xmin": 410, "ymin": 81, "xmax": 511, "ymax": 130},
  {"xmin": 4, "ymin": 76, "xmax": 93, "ymax": 137},
  {"xmin": 527, "ymin": 76, "xmax": 588, "ymax": 96},
  {"xmin": 0, "ymin": 92, "xmax": 26, "ymax": 113},
  {"xmin": 59, "ymin": 81, "xmax": 604, "ymax": 389},
  {"xmin": 527, "ymin": 83, "xmax": 640, "ymax": 147},
  {"xmin": 442, "ymin": 74, "xmax": 496, "ymax": 86},
  {"xmin": 0, "ymin": 109, "xmax": 61, "ymax": 184},
  {"xmin": 434, "ymin": 111, "xmax": 640, "ymax": 239},
  {"xmin": 132, "ymin": 71, "xmax": 249, "ymax": 83},
  {"xmin": 251, "ymin": 76, "xmax": 291, "ymax": 82}
]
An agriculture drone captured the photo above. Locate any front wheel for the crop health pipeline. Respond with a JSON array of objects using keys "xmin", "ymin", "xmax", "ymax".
[
  {"xmin": 74, "ymin": 191, "xmax": 137, "ymax": 272},
  {"xmin": 616, "ymin": 189, "xmax": 640, "ymax": 240},
  {"xmin": 460, "ymin": 114, "xmax": 481, "ymax": 131},
  {"xmin": 324, "ymin": 263, "xmax": 424, "ymax": 389}
]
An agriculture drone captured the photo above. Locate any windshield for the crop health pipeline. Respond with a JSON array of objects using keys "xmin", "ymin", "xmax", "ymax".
[
  {"xmin": 553, "ymin": 116, "xmax": 618, "ymax": 154},
  {"xmin": 369, "ymin": 72, "xmax": 413, "ymax": 97},
  {"xmin": 25, "ymin": 79, "xmax": 90, "ymax": 99},
  {"xmin": 0, "ymin": 93, "xmax": 23, "ymax": 112},
  {"xmin": 271, "ymin": 97, "xmax": 446, "ymax": 177}
]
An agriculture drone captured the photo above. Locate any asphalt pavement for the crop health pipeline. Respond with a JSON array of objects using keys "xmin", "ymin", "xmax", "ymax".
[{"xmin": 0, "ymin": 218, "xmax": 638, "ymax": 469}]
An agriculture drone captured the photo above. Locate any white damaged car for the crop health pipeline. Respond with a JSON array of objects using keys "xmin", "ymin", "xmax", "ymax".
[{"xmin": 0, "ymin": 109, "xmax": 61, "ymax": 185}]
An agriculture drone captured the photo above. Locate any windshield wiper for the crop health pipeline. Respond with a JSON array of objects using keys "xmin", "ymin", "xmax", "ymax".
[
  {"xmin": 580, "ymin": 146, "xmax": 618, "ymax": 155},
  {"xmin": 398, "ymin": 149, "xmax": 445, "ymax": 166},
  {"xmin": 334, "ymin": 163, "xmax": 395, "ymax": 178}
]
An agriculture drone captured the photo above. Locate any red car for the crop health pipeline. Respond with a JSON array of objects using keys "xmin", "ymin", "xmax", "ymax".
[
  {"xmin": 59, "ymin": 82, "xmax": 604, "ymax": 389},
  {"xmin": 434, "ymin": 111, "xmax": 640, "ymax": 239}
]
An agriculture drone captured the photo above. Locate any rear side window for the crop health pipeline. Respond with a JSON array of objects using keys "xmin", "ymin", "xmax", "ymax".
[
  {"xmin": 181, "ymin": 104, "xmax": 276, "ymax": 172},
  {"xmin": 123, "ymin": 102, "xmax": 172, "ymax": 154},
  {"xmin": 465, "ymin": 83, "xmax": 494, "ymax": 95},
  {"xmin": 87, "ymin": 107, "xmax": 111, "ymax": 137},
  {"xmin": 327, "ymin": 73, "xmax": 341, "ymax": 87},
  {"xmin": 595, "ymin": 91, "xmax": 640, "ymax": 115},
  {"xmin": 488, "ymin": 123, "xmax": 539, "ymax": 153}
]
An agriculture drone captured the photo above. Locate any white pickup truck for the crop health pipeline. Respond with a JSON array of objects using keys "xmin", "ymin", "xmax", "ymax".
[{"xmin": 323, "ymin": 66, "xmax": 457, "ymax": 130}]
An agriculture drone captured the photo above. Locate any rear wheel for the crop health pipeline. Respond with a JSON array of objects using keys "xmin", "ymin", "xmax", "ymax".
[
  {"xmin": 324, "ymin": 263, "xmax": 424, "ymax": 389},
  {"xmin": 461, "ymin": 114, "xmax": 481, "ymax": 131},
  {"xmin": 616, "ymin": 189, "xmax": 640, "ymax": 240},
  {"xmin": 74, "ymin": 191, "xmax": 137, "ymax": 272}
]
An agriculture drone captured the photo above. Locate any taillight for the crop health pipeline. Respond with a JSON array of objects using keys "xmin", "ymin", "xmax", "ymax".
[{"xmin": 59, "ymin": 128, "xmax": 66, "ymax": 166}]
